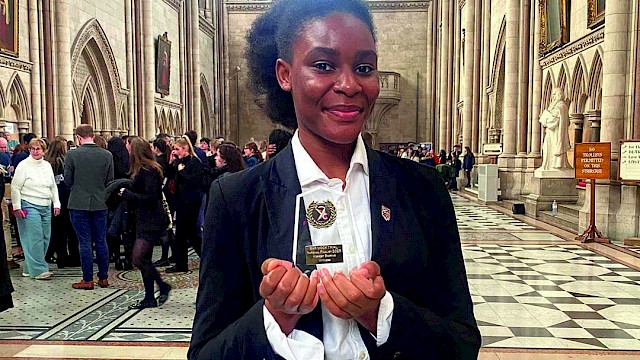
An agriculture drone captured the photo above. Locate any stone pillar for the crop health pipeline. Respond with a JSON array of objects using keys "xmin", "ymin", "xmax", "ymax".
[
  {"xmin": 425, "ymin": 3, "xmax": 434, "ymax": 141},
  {"xmin": 570, "ymin": 113, "xmax": 585, "ymax": 145},
  {"xmin": 517, "ymin": 0, "xmax": 531, "ymax": 156},
  {"xmin": 499, "ymin": 0, "xmax": 520, "ymax": 164},
  {"xmin": 462, "ymin": 0, "xmax": 475, "ymax": 150},
  {"xmin": 600, "ymin": 0, "xmax": 630, "ymax": 162},
  {"xmin": 28, "ymin": 0, "xmax": 42, "ymax": 136},
  {"xmin": 55, "ymin": 0, "xmax": 74, "ymax": 139},
  {"xmin": 587, "ymin": 110, "xmax": 602, "ymax": 142},
  {"xmin": 189, "ymin": 0, "xmax": 202, "ymax": 136},
  {"xmin": 125, "ymin": 0, "xmax": 135, "ymax": 134},
  {"xmin": 480, "ymin": 0, "xmax": 491, "ymax": 149},
  {"xmin": 438, "ymin": 0, "xmax": 451, "ymax": 151},
  {"xmin": 179, "ymin": 3, "xmax": 187, "ymax": 134},
  {"xmin": 142, "ymin": 0, "xmax": 156, "ymax": 140},
  {"xmin": 446, "ymin": 0, "xmax": 455, "ymax": 151},
  {"xmin": 530, "ymin": 0, "xmax": 542, "ymax": 157},
  {"xmin": 452, "ymin": 11, "xmax": 461, "ymax": 150},
  {"xmin": 471, "ymin": 0, "xmax": 482, "ymax": 153}
]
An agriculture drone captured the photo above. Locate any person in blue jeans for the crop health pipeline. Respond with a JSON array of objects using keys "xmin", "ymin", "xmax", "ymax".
[
  {"xmin": 11, "ymin": 138, "xmax": 60, "ymax": 280},
  {"xmin": 64, "ymin": 124, "xmax": 114, "ymax": 290}
]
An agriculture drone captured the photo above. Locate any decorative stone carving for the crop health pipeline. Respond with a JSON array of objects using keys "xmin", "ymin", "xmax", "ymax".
[
  {"xmin": 540, "ymin": 28, "xmax": 604, "ymax": 68},
  {"xmin": 535, "ymin": 88, "xmax": 573, "ymax": 178},
  {"xmin": 0, "ymin": 55, "xmax": 33, "ymax": 72},
  {"xmin": 364, "ymin": 71, "xmax": 401, "ymax": 147},
  {"xmin": 227, "ymin": 1, "xmax": 429, "ymax": 13},
  {"xmin": 162, "ymin": 0, "xmax": 182, "ymax": 12}
]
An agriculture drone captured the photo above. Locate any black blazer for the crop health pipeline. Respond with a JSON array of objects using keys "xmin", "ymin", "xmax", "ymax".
[{"xmin": 189, "ymin": 145, "xmax": 480, "ymax": 360}]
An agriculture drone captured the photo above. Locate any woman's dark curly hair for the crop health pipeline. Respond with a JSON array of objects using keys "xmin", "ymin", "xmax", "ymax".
[{"xmin": 245, "ymin": 0, "xmax": 376, "ymax": 129}]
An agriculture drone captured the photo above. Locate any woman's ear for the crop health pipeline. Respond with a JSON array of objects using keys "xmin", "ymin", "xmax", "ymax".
[{"xmin": 275, "ymin": 59, "xmax": 292, "ymax": 92}]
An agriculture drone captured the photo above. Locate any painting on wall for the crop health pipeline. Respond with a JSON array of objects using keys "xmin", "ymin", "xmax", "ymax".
[
  {"xmin": 0, "ymin": 0, "xmax": 18, "ymax": 56},
  {"xmin": 156, "ymin": 32, "xmax": 171, "ymax": 96},
  {"xmin": 539, "ymin": 0, "xmax": 569, "ymax": 55},
  {"xmin": 587, "ymin": 0, "xmax": 605, "ymax": 29}
]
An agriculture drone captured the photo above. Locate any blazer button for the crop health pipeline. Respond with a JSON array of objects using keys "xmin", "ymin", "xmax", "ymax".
[{"xmin": 393, "ymin": 351, "xmax": 402, "ymax": 359}]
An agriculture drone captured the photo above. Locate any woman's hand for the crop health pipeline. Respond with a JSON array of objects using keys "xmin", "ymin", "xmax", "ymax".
[
  {"xmin": 259, "ymin": 258, "xmax": 320, "ymax": 335},
  {"xmin": 13, "ymin": 209, "xmax": 25, "ymax": 218},
  {"xmin": 317, "ymin": 261, "xmax": 386, "ymax": 335},
  {"xmin": 53, "ymin": 208, "xmax": 61, "ymax": 216}
]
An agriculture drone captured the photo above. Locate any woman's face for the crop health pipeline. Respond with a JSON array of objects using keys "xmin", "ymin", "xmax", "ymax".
[
  {"xmin": 215, "ymin": 150, "xmax": 226, "ymax": 168},
  {"xmin": 276, "ymin": 13, "xmax": 379, "ymax": 146},
  {"xmin": 30, "ymin": 145, "xmax": 44, "ymax": 160},
  {"xmin": 243, "ymin": 147, "xmax": 252, "ymax": 156},
  {"xmin": 172, "ymin": 144, "xmax": 189, "ymax": 159}
]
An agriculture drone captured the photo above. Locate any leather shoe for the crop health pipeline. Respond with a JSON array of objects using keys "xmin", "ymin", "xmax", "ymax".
[
  {"xmin": 157, "ymin": 284, "xmax": 172, "ymax": 306},
  {"xmin": 129, "ymin": 299, "xmax": 157, "ymax": 310},
  {"xmin": 45, "ymin": 256, "xmax": 57, "ymax": 264},
  {"xmin": 7, "ymin": 260, "xmax": 19, "ymax": 270},
  {"xmin": 153, "ymin": 258, "xmax": 170, "ymax": 267},
  {"xmin": 72, "ymin": 279, "xmax": 94, "ymax": 290},
  {"xmin": 97, "ymin": 279, "xmax": 109, "ymax": 288},
  {"xmin": 165, "ymin": 266, "xmax": 188, "ymax": 274}
]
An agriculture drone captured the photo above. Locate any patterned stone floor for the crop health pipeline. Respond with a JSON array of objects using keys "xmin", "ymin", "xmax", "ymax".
[{"xmin": 1, "ymin": 193, "xmax": 640, "ymax": 358}]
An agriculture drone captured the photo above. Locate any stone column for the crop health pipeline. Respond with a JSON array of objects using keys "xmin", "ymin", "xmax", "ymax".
[
  {"xmin": 446, "ymin": 0, "xmax": 455, "ymax": 151},
  {"xmin": 425, "ymin": 3, "xmax": 433, "ymax": 141},
  {"xmin": 530, "ymin": 0, "xmax": 542, "ymax": 157},
  {"xmin": 28, "ymin": 0, "xmax": 42, "ymax": 136},
  {"xmin": 438, "ymin": 0, "xmax": 451, "ymax": 150},
  {"xmin": 125, "ymin": 0, "xmax": 135, "ymax": 134},
  {"xmin": 480, "ymin": 0, "xmax": 491, "ymax": 148},
  {"xmin": 472, "ymin": 0, "xmax": 482, "ymax": 153},
  {"xmin": 55, "ymin": 0, "xmax": 74, "ymax": 138},
  {"xmin": 587, "ymin": 110, "xmax": 602, "ymax": 142},
  {"xmin": 452, "ymin": 8, "xmax": 461, "ymax": 149},
  {"xmin": 142, "ymin": 0, "xmax": 156, "ymax": 139},
  {"xmin": 189, "ymin": 0, "xmax": 202, "ymax": 136},
  {"xmin": 179, "ymin": 2, "xmax": 187, "ymax": 133},
  {"xmin": 601, "ymin": 0, "xmax": 630, "ymax": 163},
  {"xmin": 570, "ymin": 113, "xmax": 585, "ymax": 145},
  {"xmin": 462, "ymin": 0, "xmax": 475, "ymax": 150},
  {"xmin": 499, "ymin": 0, "xmax": 520, "ymax": 164},
  {"xmin": 517, "ymin": 0, "xmax": 531, "ymax": 156}
]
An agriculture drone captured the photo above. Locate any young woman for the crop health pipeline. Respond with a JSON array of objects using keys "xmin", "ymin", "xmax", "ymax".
[
  {"xmin": 190, "ymin": 0, "xmax": 480, "ymax": 358},
  {"xmin": 11, "ymin": 139, "xmax": 60, "ymax": 280},
  {"xmin": 242, "ymin": 142, "xmax": 263, "ymax": 168},
  {"xmin": 151, "ymin": 138, "xmax": 175, "ymax": 267},
  {"xmin": 212, "ymin": 143, "xmax": 246, "ymax": 180},
  {"xmin": 119, "ymin": 138, "xmax": 171, "ymax": 309},
  {"xmin": 166, "ymin": 136, "xmax": 206, "ymax": 273}
]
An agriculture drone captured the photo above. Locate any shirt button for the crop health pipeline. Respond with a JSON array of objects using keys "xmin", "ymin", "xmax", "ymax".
[{"xmin": 359, "ymin": 352, "xmax": 366, "ymax": 360}]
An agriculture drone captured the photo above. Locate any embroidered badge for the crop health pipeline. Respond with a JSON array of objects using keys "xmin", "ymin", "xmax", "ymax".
[
  {"xmin": 381, "ymin": 205, "xmax": 391, "ymax": 222},
  {"xmin": 306, "ymin": 200, "xmax": 337, "ymax": 229}
]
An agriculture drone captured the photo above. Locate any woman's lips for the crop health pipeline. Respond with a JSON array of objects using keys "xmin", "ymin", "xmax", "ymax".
[{"xmin": 326, "ymin": 105, "xmax": 362, "ymax": 120}]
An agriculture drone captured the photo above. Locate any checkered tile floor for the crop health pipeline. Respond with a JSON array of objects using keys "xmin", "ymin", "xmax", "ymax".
[
  {"xmin": 466, "ymin": 243, "xmax": 640, "ymax": 350},
  {"xmin": 451, "ymin": 193, "xmax": 537, "ymax": 231}
]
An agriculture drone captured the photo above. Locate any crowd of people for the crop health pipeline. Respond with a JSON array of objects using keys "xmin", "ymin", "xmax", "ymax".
[{"xmin": 1, "ymin": 125, "xmax": 293, "ymax": 310}]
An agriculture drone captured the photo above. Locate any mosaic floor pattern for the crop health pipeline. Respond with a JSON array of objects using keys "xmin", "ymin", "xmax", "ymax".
[{"xmin": 1, "ymin": 193, "xmax": 639, "ymax": 355}]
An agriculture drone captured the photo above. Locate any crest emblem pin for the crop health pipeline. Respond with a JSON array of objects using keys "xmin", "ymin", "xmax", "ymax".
[
  {"xmin": 306, "ymin": 200, "xmax": 337, "ymax": 229},
  {"xmin": 381, "ymin": 205, "xmax": 391, "ymax": 222}
]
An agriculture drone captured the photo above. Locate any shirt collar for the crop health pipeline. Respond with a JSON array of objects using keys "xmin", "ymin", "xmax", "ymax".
[{"xmin": 291, "ymin": 130, "xmax": 369, "ymax": 188}]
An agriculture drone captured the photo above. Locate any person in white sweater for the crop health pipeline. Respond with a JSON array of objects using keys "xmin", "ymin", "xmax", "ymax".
[{"xmin": 11, "ymin": 138, "xmax": 60, "ymax": 280}]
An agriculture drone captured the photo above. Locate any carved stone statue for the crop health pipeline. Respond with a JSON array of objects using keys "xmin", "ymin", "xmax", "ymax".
[{"xmin": 537, "ymin": 88, "xmax": 572, "ymax": 176}]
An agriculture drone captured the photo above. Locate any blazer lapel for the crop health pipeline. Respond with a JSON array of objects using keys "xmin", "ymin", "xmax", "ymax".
[
  {"xmin": 367, "ymin": 148, "xmax": 397, "ymax": 266},
  {"xmin": 261, "ymin": 145, "xmax": 302, "ymax": 263}
]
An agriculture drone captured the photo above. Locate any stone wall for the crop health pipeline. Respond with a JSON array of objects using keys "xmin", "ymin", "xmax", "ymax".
[{"xmin": 152, "ymin": 0, "xmax": 181, "ymax": 105}]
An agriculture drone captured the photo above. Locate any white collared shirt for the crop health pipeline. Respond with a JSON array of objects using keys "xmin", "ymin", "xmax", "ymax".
[{"xmin": 263, "ymin": 131, "xmax": 394, "ymax": 360}]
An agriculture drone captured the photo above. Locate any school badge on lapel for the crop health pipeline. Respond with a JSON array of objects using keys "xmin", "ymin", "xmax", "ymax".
[
  {"xmin": 306, "ymin": 200, "xmax": 337, "ymax": 229},
  {"xmin": 381, "ymin": 205, "xmax": 391, "ymax": 222}
]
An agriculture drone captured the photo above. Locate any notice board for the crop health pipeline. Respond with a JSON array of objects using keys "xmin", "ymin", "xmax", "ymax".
[
  {"xmin": 619, "ymin": 140, "xmax": 640, "ymax": 181},
  {"xmin": 574, "ymin": 142, "xmax": 611, "ymax": 180}
]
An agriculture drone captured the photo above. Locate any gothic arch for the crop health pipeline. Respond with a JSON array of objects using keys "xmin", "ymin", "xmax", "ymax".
[
  {"xmin": 117, "ymin": 103, "xmax": 127, "ymax": 134},
  {"xmin": 0, "ymin": 79, "xmax": 5, "ymax": 117},
  {"xmin": 587, "ymin": 51, "xmax": 602, "ymax": 111},
  {"xmin": 71, "ymin": 19, "xmax": 123, "ymax": 132},
  {"xmin": 542, "ymin": 71, "xmax": 555, "ymax": 110},
  {"xmin": 569, "ymin": 59, "xmax": 587, "ymax": 114},
  {"xmin": 556, "ymin": 63, "xmax": 569, "ymax": 96},
  {"xmin": 200, "ymin": 74, "xmax": 214, "ymax": 137},
  {"xmin": 489, "ymin": 17, "xmax": 506, "ymax": 90},
  {"xmin": 5, "ymin": 73, "xmax": 31, "ymax": 124}
]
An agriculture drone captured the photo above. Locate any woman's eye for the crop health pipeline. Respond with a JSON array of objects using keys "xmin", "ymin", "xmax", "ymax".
[
  {"xmin": 355, "ymin": 65, "xmax": 374, "ymax": 74},
  {"xmin": 314, "ymin": 62, "xmax": 335, "ymax": 71}
]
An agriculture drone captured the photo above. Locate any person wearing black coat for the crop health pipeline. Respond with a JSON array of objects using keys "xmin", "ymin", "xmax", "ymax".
[
  {"xmin": 166, "ymin": 136, "xmax": 206, "ymax": 273},
  {"xmin": 119, "ymin": 138, "xmax": 171, "ymax": 309},
  {"xmin": 462, "ymin": 146, "xmax": 475, "ymax": 188},
  {"xmin": 0, "ymin": 232, "xmax": 14, "ymax": 312}
]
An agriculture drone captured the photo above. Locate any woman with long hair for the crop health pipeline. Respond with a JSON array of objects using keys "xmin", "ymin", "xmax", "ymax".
[
  {"xmin": 213, "ymin": 144, "xmax": 246, "ymax": 180},
  {"xmin": 151, "ymin": 137, "xmax": 175, "ymax": 267},
  {"xmin": 44, "ymin": 138, "xmax": 79, "ymax": 268},
  {"xmin": 166, "ymin": 136, "xmax": 206, "ymax": 273},
  {"xmin": 242, "ymin": 141, "xmax": 263, "ymax": 168},
  {"xmin": 119, "ymin": 137, "xmax": 171, "ymax": 309},
  {"xmin": 107, "ymin": 137, "xmax": 130, "ymax": 180}
]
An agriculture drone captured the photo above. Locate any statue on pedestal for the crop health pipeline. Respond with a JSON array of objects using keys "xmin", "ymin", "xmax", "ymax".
[{"xmin": 537, "ymin": 88, "xmax": 572, "ymax": 176}]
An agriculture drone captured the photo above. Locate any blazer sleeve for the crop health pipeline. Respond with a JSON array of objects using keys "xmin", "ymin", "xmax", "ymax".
[
  {"xmin": 375, "ymin": 176, "xmax": 481, "ymax": 359},
  {"xmin": 188, "ymin": 180, "xmax": 276, "ymax": 360},
  {"xmin": 63, "ymin": 152, "xmax": 74, "ymax": 189}
]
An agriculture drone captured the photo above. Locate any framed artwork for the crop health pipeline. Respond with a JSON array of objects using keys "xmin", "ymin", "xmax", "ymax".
[
  {"xmin": 587, "ymin": 0, "xmax": 605, "ymax": 29},
  {"xmin": 156, "ymin": 32, "xmax": 171, "ymax": 96},
  {"xmin": 0, "ymin": 0, "xmax": 18, "ymax": 56},
  {"xmin": 539, "ymin": 0, "xmax": 569, "ymax": 55}
]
